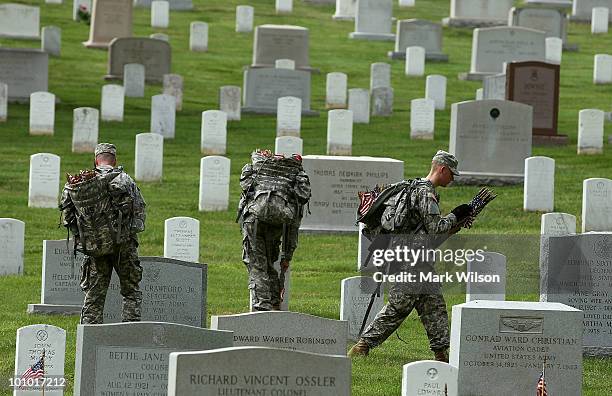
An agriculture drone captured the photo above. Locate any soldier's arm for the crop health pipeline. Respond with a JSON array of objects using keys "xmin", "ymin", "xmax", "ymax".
[
  {"xmin": 415, "ymin": 188, "xmax": 457, "ymax": 235},
  {"xmin": 239, "ymin": 163, "xmax": 255, "ymax": 192},
  {"xmin": 281, "ymin": 222, "xmax": 300, "ymax": 262}
]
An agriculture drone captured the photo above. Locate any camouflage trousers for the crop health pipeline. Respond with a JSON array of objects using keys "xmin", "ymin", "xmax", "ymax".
[
  {"xmin": 80, "ymin": 237, "xmax": 143, "ymax": 324},
  {"xmin": 241, "ymin": 220, "xmax": 283, "ymax": 311},
  {"xmin": 360, "ymin": 282, "xmax": 450, "ymax": 352}
]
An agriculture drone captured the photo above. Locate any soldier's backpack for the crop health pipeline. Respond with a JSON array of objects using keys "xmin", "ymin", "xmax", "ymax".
[
  {"xmin": 61, "ymin": 168, "xmax": 144, "ymax": 257},
  {"xmin": 245, "ymin": 150, "xmax": 309, "ymax": 225}
]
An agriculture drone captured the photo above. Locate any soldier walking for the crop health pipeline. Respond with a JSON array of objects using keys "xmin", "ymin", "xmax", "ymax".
[{"xmin": 60, "ymin": 143, "xmax": 146, "ymax": 324}]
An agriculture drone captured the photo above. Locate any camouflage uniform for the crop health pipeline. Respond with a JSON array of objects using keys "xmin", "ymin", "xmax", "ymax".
[
  {"xmin": 238, "ymin": 154, "xmax": 311, "ymax": 311},
  {"xmin": 360, "ymin": 178, "xmax": 457, "ymax": 352},
  {"xmin": 60, "ymin": 143, "xmax": 146, "ymax": 324}
]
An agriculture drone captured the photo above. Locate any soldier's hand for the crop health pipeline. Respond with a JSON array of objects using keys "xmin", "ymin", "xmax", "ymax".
[
  {"xmin": 451, "ymin": 204, "xmax": 473, "ymax": 221},
  {"xmin": 280, "ymin": 259, "xmax": 290, "ymax": 272}
]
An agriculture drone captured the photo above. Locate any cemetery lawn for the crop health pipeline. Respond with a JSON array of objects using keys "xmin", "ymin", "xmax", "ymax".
[{"xmin": 1, "ymin": 0, "xmax": 611, "ymax": 394}]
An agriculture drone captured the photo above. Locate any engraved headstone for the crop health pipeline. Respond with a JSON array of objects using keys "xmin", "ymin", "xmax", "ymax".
[
  {"xmin": 104, "ymin": 257, "xmax": 207, "ymax": 325},
  {"xmin": 401, "ymin": 361, "xmax": 458, "ymax": 396},
  {"xmin": 523, "ymin": 156, "xmax": 555, "ymax": 212},
  {"xmin": 29, "ymin": 92, "xmax": 55, "ymax": 135},
  {"xmin": 450, "ymin": 100, "xmax": 532, "ymax": 185},
  {"xmin": 578, "ymin": 109, "xmax": 605, "ymax": 154},
  {"xmin": 189, "ymin": 22, "xmax": 208, "ymax": 52},
  {"xmin": 451, "ymin": 301, "xmax": 582, "ymax": 395},
  {"xmin": 201, "ymin": 110, "xmax": 227, "ymax": 155},
  {"xmin": 168, "ymin": 347, "xmax": 350, "ymax": 396},
  {"xmin": 243, "ymin": 68, "xmax": 314, "ymax": 115},
  {"xmin": 425, "ymin": 75, "xmax": 446, "ymax": 110},
  {"xmin": 593, "ymin": 54, "xmax": 612, "ymax": 84},
  {"xmin": 334, "ymin": 0, "xmax": 356, "ymax": 20},
  {"xmin": 277, "ymin": 96, "xmax": 302, "ymax": 137},
  {"xmin": 300, "ymin": 156, "xmax": 404, "ymax": 232},
  {"xmin": 83, "ymin": 0, "xmax": 132, "ymax": 49},
  {"xmin": 107, "ymin": 38, "xmax": 171, "ymax": 82},
  {"xmin": 581, "ymin": 178, "xmax": 612, "ymax": 232},
  {"xmin": 135, "ymin": 132, "xmax": 164, "ymax": 182},
  {"xmin": 72, "ymin": 108, "xmax": 99, "ymax": 154},
  {"xmin": 100, "ymin": 85, "xmax": 124, "ymax": 122},
  {"xmin": 164, "ymin": 217, "xmax": 199, "ymax": 263},
  {"xmin": 42, "ymin": 26, "xmax": 61, "ymax": 57},
  {"xmin": 340, "ymin": 276, "xmax": 383, "ymax": 341},
  {"xmin": 14, "ymin": 324, "xmax": 65, "ymax": 396},
  {"xmin": 0, "ymin": 3, "xmax": 40, "ymax": 39},
  {"xmin": 276, "ymin": 0, "xmax": 293, "ymax": 14},
  {"xmin": 405, "ymin": 46, "xmax": 425, "ymax": 76},
  {"xmin": 163, "ymin": 74, "xmax": 183, "ymax": 112},
  {"xmin": 151, "ymin": 1, "xmax": 169, "ymax": 28},
  {"xmin": 74, "ymin": 322, "xmax": 232, "ymax": 396},
  {"xmin": 410, "ymin": 98, "xmax": 435, "ymax": 140},
  {"xmin": 592, "ymin": 7, "xmax": 609, "ymax": 33},
  {"xmin": 509, "ymin": 7, "xmax": 568, "ymax": 43},
  {"xmin": 123, "ymin": 63, "xmax": 145, "ymax": 98},
  {"xmin": 211, "ymin": 312, "xmax": 348, "ymax": 355},
  {"xmin": 219, "ymin": 86, "xmax": 241, "ymax": 121},
  {"xmin": 370, "ymin": 62, "xmax": 391, "ymax": 91},
  {"xmin": 275, "ymin": 136, "xmax": 303, "ymax": 156},
  {"xmin": 326, "ymin": 72, "xmax": 348, "ymax": 109},
  {"xmin": 28, "ymin": 153, "xmax": 60, "ymax": 209},
  {"xmin": 151, "ymin": 94, "xmax": 176, "ymax": 139},
  {"xmin": 348, "ymin": 88, "xmax": 370, "ymax": 124},
  {"xmin": 465, "ymin": 252, "xmax": 506, "ymax": 302},
  {"xmin": 546, "ymin": 37, "xmax": 563, "ymax": 65},
  {"xmin": 390, "ymin": 20, "xmax": 448, "ymax": 61},
  {"xmin": 350, "ymin": 0, "xmax": 394, "ymax": 41},
  {"xmin": 0, "ymin": 49, "xmax": 48, "ymax": 102},
  {"xmin": 0, "ymin": 82, "xmax": 7, "ymax": 121},
  {"xmin": 371, "ymin": 87, "xmax": 393, "ymax": 117},
  {"xmin": 236, "ymin": 5, "xmax": 254, "ymax": 33},
  {"xmin": 199, "ymin": 156, "xmax": 230, "ymax": 211},
  {"xmin": 252, "ymin": 25, "xmax": 311, "ymax": 70},
  {"xmin": 0, "ymin": 218, "xmax": 25, "ymax": 276},
  {"xmin": 327, "ymin": 109, "xmax": 353, "ymax": 155},
  {"xmin": 443, "ymin": 0, "xmax": 514, "ymax": 27}
]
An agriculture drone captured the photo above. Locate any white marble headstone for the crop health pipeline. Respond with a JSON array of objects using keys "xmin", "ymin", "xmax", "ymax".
[
  {"xmin": 578, "ymin": 109, "xmax": 604, "ymax": 154},
  {"xmin": 340, "ymin": 276, "xmax": 383, "ymax": 341},
  {"xmin": 0, "ymin": 218, "xmax": 25, "ymax": 275},
  {"xmin": 151, "ymin": 1, "xmax": 169, "ymax": 28},
  {"xmin": 0, "ymin": 3, "xmax": 40, "ymax": 39},
  {"xmin": 370, "ymin": 62, "xmax": 391, "ymax": 90},
  {"xmin": 465, "ymin": 252, "xmax": 507, "ymax": 302},
  {"xmin": 100, "ymin": 84, "xmax": 124, "ymax": 121},
  {"xmin": 276, "ymin": 0, "xmax": 292, "ymax": 14},
  {"xmin": 591, "ymin": 7, "xmax": 609, "ymax": 33},
  {"xmin": 593, "ymin": 54, "xmax": 612, "ymax": 84},
  {"xmin": 14, "ymin": 324, "xmax": 65, "ymax": 396},
  {"xmin": 151, "ymin": 94, "xmax": 176, "ymax": 139},
  {"xmin": 72, "ymin": 107, "xmax": 99, "ymax": 153},
  {"xmin": 425, "ymin": 75, "xmax": 446, "ymax": 110},
  {"xmin": 405, "ymin": 46, "xmax": 425, "ymax": 76},
  {"xmin": 135, "ymin": 132, "xmax": 164, "ymax": 182},
  {"xmin": 541, "ymin": 212, "xmax": 577, "ymax": 236},
  {"xmin": 190, "ymin": 22, "xmax": 208, "ymax": 52},
  {"xmin": 410, "ymin": 98, "xmax": 435, "ymax": 140},
  {"xmin": 123, "ymin": 63, "xmax": 145, "ymax": 98},
  {"xmin": 350, "ymin": 0, "xmax": 394, "ymax": 40},
  {"xmin": 348, "ymin": 88, "xmax": 370, "ymax": 124},
  {"xmin": 327, "ymin": 109, "xmax": 353, "ymax": 155},
  {"xmin": 523, "ymin": 156, "xmax": 555, "ymax": 212},
  {"xmin": 277, "ymin": 96, "xmax": 302, "ymax": 137},
  {"xmin": 402, "ymin": 360, "xmax": 457, "ymax": 396},
  {"xmin": 163, "ymin": 74, "xmax": 183, "ymax": 112},
  {"xmin": 219, "ymin": 86, "xmax": 241, "ymax": 121},
  {"xmin": 164, "ymin": 217, "xmax": 200, "ymax": 263},
  {"xmin": 28, "ymin": 153, "xmax": 60, "ymax": 209},
  {"xmin": 275, "ymin": 136, "xmax": 303, "ymax": 156},
  {"xmin": 545, "ymin": 37, "xmax": 563, "ymax": 65},
  {"xmin": 399, "ymin": 0, "xmax": 415, "ymax": 6},
  {"xmin": 29, "ymin": 92, "xmax": 55, "ymax": 135},
  {"xmin": 334, "ymin": 0, "xmax": 356, "ymax": 20},
  {"xmin": 0, "ymin": 82, "xmax": 7, "ymax": 122},
  {"xmin": 326, "ymin": 72, "xmax": 348, "ymax": 109},
  {"xmin": 42, "ymin": 26, "xmax": 61, "ymax": 57},
  {"xmin": 582, "ymin": 178, "xmax": 612, "ymax": 232},
  {"xmin": 201, "ymin": 110, "xmax": 227, "ymax": 155},
  {"xmin": 199, "ymin": 156, "xmax": 230, "ymax": 211},
  {"xmin": 236, "ymin": 5, "xmax": 254, "ymax": 33}
]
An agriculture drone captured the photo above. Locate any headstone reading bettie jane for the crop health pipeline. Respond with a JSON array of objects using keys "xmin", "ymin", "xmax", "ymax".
[
  {"xmin": 28, "ymin": 153, "xmax": 60, "ymax": 209},
  {"xmin": 242, "ymin": 68, "xmax": 314, "ymax": 115},
  {"xmin": 83, "ymin": 0, "xmax": 132, "ymax": 49},
  {"xmin": 0, "ymin": 218, "xmax": 25, "ymax": 276},
  {"xmin": 465, "ymin": 252, "xmax": 507, "ymax": 302},
  {"xmin": 401, "ymin": 360, "xmax": 457, "ymax": 396},
  {"xmin": 0, "ymin": 49, "xmax": 48, "ymax": 103},
  {"xmin": 101, "ymin": 84, "xmax": 124, "ymax": 121},
  {"xmin": 340, "ymin": 276, "xmax": 383, "ymax": 341},
  {"xmin": 252, "ymin": 25, "xmax": 311, "ymax": 70},
  {"xmin": 106, "ymin": 38, "xmax": 171, "ymax": 82},
  {"xmin": 72, "ymin": 108, "xmax": 99, "ymax": 154},
  {"xmin": 451, "ymin": 301, "xmax": 582, "ymax": 395},
  {"xmin": 151, "ymin": 94, "xmax": 176, "ymax": 139},
  {"xmin": 326, "ymin": 72, "xmax": 348, "ymax": 109},
  {"xmin": 578, "ymin": 109, "xmax": 605, "ymax": 154},
  {"xmin": 581, "ymin": 178, "xmax": 612, "ymax": 232},
  {"xmin": 189, "ymin": 22, "xmax": 208, "ymax": 52},
  {"xmin": 236, "ymin": 5, "xmax": 254, "ymax": 33},
  {"xmin": 73, "ymin": 322, "xmax": 232, "ymax": 396},
  {"xmin": 199, "ymin": 156, "xmax": 230, "ymax": 211},
  {"xmin": 0, "ymin": 3, "xmax": 40, "ymax": 39},
  {"xmin": 163, "ymin": 74, "xmax": 183, "ymax": 112},
  {"xmin": 300, "ymin": 155, "xmax": 404, "ymax": 232},
  {"xmin": 29, "ymin": 92, "xmax": 55, "ymax": 136},
  {"xmin": 425, "ymin": 75, "xmax": 446, "ymax": 110},
  {"xmin": 348, "ymin": 88, "xmax": 370, "ymax": 124},
  {"xmin": 104, "ymin": 257, "xmax": 207, "ymax": 326},
  {"xmin": 410, "ymin": 98, "xmax": 435, "ymax": 140},
  {"xmin": 449, "ymin": 100, "xmax": 532, "ymax": 185},
  {"xmin": 200, "ymin": 110, "xmax": 227, "ymax": 155},
  {"xmin": 443, "ymin": 0, "xmax": 514, "ymax": 27},
  {"xmin": 275, "ymin": 136, "xmax": 303, "ymax": 156},
  {"xmin": 277, "ymin": 96, "xmax": 302, "ymax": 137},
  {"xmin": 123, "ymin": 63, "xmax": 145, "ymax": 98},
  {"xmin": 390, "ymin": 20, "xmax": 448, "ymax": 62},
  {"xmin": 211, "ymin": 311, "xmax": 348, "ymax": 355},
  {"xmin": 327, "ymin": 109, "xmax": 353, "ymax": 155},
  {"xmin": 219, "ymin": 86, "xmax": 241, "ymax": 121},
  {"xmin": 135, "ymin": 132, "xmax": 164, "ymax": 182},
  {"xmin": 523, "ymin": 156, "xmax": 555, "ymax": 212},
  {"xmin": 334, "ymin": 0, "xmax": 356, "ymax": 20},
  {"xmin": 164, "ymin": 217, "xmax": 200, "ymax": 263},
  {"xmin": 571, "ymin": 0, "xmax": 612, "ymax": 22},
  {"xmin": 593, "ymin": 54, "xmax": 612, "ymax": 84},
  {"xmin": 167, "ymin": 347, "xmax": 350, "ymax": 396},
  {"xmin": 14, "ymin": 324, "xmax": 65, "ymax": 396},
  {"xmin": 349, "ymin": 0, "xmax": 394, "ymax": 41},
  {"xmin": 42, "ymin": 26, "xmax": 61, "ymax": 57}
]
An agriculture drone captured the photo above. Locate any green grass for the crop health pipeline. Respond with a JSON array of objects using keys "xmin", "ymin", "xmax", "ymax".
[{"xmin": 0, "ymin": 0, "xmax": 611, "ymax": 394}]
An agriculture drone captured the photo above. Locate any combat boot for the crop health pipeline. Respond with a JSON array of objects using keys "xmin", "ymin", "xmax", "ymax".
[
  {"xmin": 434, "ymin": 348, "xmax": 449, "ymax": 363},
  {"xmin": 348, "ymin": 339, "xmax": 370, "ymax": 357}
]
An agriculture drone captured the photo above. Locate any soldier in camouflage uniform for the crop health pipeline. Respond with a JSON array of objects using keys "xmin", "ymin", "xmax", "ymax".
[
  {"xmin": 60, "ymin": 143, "xmax": 146, "ymax": 324},
  {"xmin": 349, "ymin": 151, "xmax": 472, "ymax": 362},
  {"xmin": 238, "ymin": 151, "xmax": 311, "ymax": 311}
]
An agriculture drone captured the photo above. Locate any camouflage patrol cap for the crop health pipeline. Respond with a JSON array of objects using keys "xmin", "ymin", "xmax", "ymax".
[
  {"xmin": 94, "ymin": 143, "xmax": 116, "ymax": 157},
  {"xmin": 432, "ymin": 150, "xmax": 460, "ymax": 176}
]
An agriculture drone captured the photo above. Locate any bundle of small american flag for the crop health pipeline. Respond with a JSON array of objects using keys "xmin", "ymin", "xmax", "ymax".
[
  {"xmin": 536, "ymin": 358, "xmax": 548, "ymax": 396},
  {"xmin": 357, "ymin": 184, "xmax": 385, "ymax": 218},
  {"xmin": 19, "ymin": 350, "xmax": 45, "ymax": 389}
]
